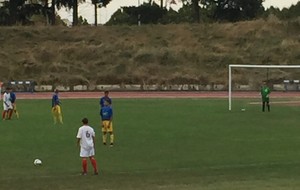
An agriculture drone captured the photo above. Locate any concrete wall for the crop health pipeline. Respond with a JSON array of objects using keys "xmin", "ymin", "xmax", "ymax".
[{"xmin": 32, "ymin": 83, "xmax": 300, "ymax": 92}]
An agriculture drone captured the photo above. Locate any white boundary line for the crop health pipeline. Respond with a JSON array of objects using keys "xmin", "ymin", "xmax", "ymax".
[{"xmin": 1, "ymin": 161, "xmax": 299, "ymax": 181}]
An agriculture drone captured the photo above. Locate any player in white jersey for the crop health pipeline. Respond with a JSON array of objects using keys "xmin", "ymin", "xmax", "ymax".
[
  {"xmin": 76, "ymin": 118, "xmax": 98, "ymax": 175},
  {"xmin": 2, "ymin": 87, "xmax": 13, "ymax": 120}
]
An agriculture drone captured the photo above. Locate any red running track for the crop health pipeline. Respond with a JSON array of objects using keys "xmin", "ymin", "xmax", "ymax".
[{"xmin": 13, "ymin": 91, "xmax": 300, "ymax": 99}]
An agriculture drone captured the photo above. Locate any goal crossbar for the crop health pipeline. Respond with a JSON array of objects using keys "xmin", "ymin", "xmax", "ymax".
[{"xmin": 228, "ymin": 64, "xmax": 300, "ymax": 111}]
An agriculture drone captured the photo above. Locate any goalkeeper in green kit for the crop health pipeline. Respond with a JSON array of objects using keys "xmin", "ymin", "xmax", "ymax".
[{"xmin": 261, "ymin": 82, "xmax": 271, "ymax": 112}]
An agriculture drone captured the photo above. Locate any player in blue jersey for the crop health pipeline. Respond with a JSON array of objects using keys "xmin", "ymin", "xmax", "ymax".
[
  {"xmin": 100, "ymin": 100, "xmax": 114, "ymax": 147},
  {"xmin": 52, "ymin": 89, "xmax": 63, "ymax": 124},
  {"xmin": 9, "ymin": 89, "xmax": 19, "ymax": 119},
  {"xmin": 100, "ymin": 90, "xmax": 112, "ymax": 108}
]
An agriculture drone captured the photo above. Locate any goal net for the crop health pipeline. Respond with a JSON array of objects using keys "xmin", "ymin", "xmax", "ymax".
[{"xmin": 228, "ymin": 64, "xmax": 300, "ymax": 111}]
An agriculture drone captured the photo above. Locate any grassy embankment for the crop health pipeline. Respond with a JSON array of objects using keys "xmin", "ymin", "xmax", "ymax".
[{"xmin": 0, "ymin": 16, "xmax": 299, "ymax": 87}]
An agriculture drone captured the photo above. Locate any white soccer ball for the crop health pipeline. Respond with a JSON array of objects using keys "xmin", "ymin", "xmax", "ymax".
[
  {"xmin": 33, "ymin": 159, "xmax": 42, "ymax": 166},
  {"xmin": 241, "ymin": 108, "xmax": 246, "ymax": 112}
]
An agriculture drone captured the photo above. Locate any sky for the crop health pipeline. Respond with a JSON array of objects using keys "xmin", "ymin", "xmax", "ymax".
[{"xmin": 58, "ymin": 0, "xmax": 300, "ymax": 25}]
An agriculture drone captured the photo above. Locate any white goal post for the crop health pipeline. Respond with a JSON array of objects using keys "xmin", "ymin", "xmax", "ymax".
[{"xmin": 228, "ymin": 64, "xmax": 300, "ymax": 111}]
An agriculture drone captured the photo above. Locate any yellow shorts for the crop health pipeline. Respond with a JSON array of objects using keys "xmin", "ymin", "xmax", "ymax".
[
  {"xmin": 102, "ymin": 120, "xmax": 113, "ymax": 133},
  {"xmin": 52, "ymin": 105, "xmax": 61, "ymax": 115}
]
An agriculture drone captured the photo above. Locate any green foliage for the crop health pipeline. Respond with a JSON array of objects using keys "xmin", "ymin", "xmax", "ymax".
[
  {"xmin": 0, "ymin": 2, "xmax": 10, "ymax": 25},
  {"xmin": 106, "ymin": 2, "xmax": 167, "ymax": 25},
  {"xmin": 263, "ymin": 2, "xmax": 300, "ymax": 20},
  {"xmin": 0, "ymin": 0, "xmax": 44, "ymax": 25},
  {"xmin": 1, "ymin": 0, "xmax": 299, "ymax": 26},
  {"xmin": 98, "ymin": 0, "xmax": 112, "ymax": 7},
  {"xmin": 78, "ymin": 16, "xmax": 89, "ymax": 25},
  {"xmin": 200, "ymin": 0, "xmax": 264, "ymax": 21}
]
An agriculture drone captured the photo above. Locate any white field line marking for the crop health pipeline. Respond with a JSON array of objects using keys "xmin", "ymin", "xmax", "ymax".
[
  {"xmin": 249, "ymin": 101, "xmax": 300, "ymax": 105},
  {"xmin": 1, "ymin": 161, "xmax": 299, "ymax": 181}
]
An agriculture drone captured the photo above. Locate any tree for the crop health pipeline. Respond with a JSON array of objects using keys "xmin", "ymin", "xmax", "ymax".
[
  {"xmin": 200, "ymin": 0, "xmax": 264, "ymax": 21},
  {"xmin": 78, "ymin": 15, "xmax": 88, "ymax": 25},
  {"xmin": 8, "ymin": 0, "xmax": 26, "ymax": 25},
  {"xmin": 181, "ymin": 0, "xmax": 200, "ymax": 23},
  {"xmin": 92, "ymin": 0, "xmax": 112, "ymax": 26},
  {"xmin": 58, "ymin": 0, "xmax": 84, "ymax": 26},
  {"xmin": 0, "ymin": 0, "xmax": 45, "ymax": 25},
  {"xmin": 106, "ymin": 2, "xmax": 167, "ymax": 25},
  {"xmin": 191, "ymin": 0, "xmax": 200, "ymax": 22},
  {"xmin": 0, "ymin": 1, "xmax": 10, "ymax": 25}
]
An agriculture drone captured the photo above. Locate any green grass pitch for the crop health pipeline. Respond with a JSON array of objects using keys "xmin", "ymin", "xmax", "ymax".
[{"xmin": 1, "ymin": 98, "xmax": 300, "ymax": 190}]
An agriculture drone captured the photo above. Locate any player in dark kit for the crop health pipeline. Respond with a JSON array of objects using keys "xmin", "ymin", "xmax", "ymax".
[
  {"xmin": 261, "ymin": 82, "xmax": 271, "ymax": 112},
  {"xmin": 52, "ymin": 89, "xmax": 63, "ymax": 124},
  {"xmin": 9, "ymin": 89, "xmax": 19, "ymax": 119},
  {"xmin": 100, "ymin": 90, "xmax": 112, "ymax": 108},
  {"xmin": 100, "ymin": 100, "xmax": 114, "ymax": 147}
]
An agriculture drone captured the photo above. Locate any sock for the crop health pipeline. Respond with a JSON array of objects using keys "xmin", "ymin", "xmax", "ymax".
[
  {"xmin": 102, "ymin": 134, "xmax": 107, "ymax": 144},
  {"xmin": 90, "ymin": 157, "xmax": 98, "ymax": 173},
  {"xmin": 53, "ymin": 115, "xmax": 57, "ymax": 124},
  {"xmin": 82, "ymin": 158, "xmax": 87, "ymax": 173},
  {"xmin": 8, "ymin": 109, "xmax": 13, "ymax": 119},
  {"xmin": 58, "ymin": 114, "xmax": 63, "ymax": 124},
  {"xmin": 15, "ymin": 110, "xmax": 19, "ymax": 118},
  {"xmin": 110, "ymin": 134, "xmax": 114, "ymax": 144}
]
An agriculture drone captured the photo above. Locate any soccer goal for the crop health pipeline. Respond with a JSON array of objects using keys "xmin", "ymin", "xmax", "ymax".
[{"xmin": 228, "ymin": 64, "xmax": 300, "ymax": 111}]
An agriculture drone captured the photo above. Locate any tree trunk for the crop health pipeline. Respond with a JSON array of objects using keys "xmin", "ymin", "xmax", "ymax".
[
  {"xmin": 160, "ymin": 0, "xmax": 163, "ymax": 8},
  {"xmin": 9, "ymin": 0, "xmax": 17, "ymax": 25},
  {"xmin": 94, "ymin": 2, "xmax": 97, "ymax": 26},
  {"xmin": 73, "ymin": 0, "xmax": 78, "ymax": 26},
  {"xmin": 51, "ymin": 0, "xmax": 55, "ymax": 25},
  {"xmin": 44, "ymin": 0, "xmax": 49, "ymax": 25},
  {"xmin": 192, "ymin": 0, "xmax": 200, "ymax": 23}
]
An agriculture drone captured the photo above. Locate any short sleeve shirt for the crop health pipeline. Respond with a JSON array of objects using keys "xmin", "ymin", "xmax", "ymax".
[{"xmin": 76, "ymin": 125, "xmax": 95, "ymax": 149}]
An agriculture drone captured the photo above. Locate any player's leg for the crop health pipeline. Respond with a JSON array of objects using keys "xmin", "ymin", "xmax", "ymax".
[
  {"xmin": 56, "ymin": 105, "xmax": 63, "ymax": 124},
  {"xmin": 8, "ymin": 108, "xmax": 13, "ymax": 119},
  {"xmin": 102, "ymin": 121, "xmax": 108, "ymax": 145},
  {"xmin": 262, "ymin": 101, "xmax": 265, "ymax": 112},
  {"xmin": 102, "ymin": 132, "xmax": 107, "ymax": 145},
  {"xmin": 51, "ymin": 107, "xmax": 57, "ymax": 124},
  {"xmin": 13, "ymin": 103, "xmax": 19, "ymax": 118},
  {"xmin": 109, "ymin": 132, "xmax": 114, "ymax": 147},
  {"xmin": 81, "ymin": 157, "xmax": 88, "ymax": 175},
  {"xmin": 2, "ymin": 104, "xmax": 8, "ymax": 120},
  {"xmin": 108, "ymin": 122, "xmax": 114, "ymax": 147},
  {"xmin": 89, "ymin": 156, "xmax": 98, "ymax": 175},
  {"xmin": 267, "ymin": 100, "xmax": 270, "ymax": 112},
  {"xmin": 80, "ymin": 148, "xmax": 88, "ymax": 175},
  {"xmin": 2, "ymin": 110, "xmax": 7, "ymax": 120}
]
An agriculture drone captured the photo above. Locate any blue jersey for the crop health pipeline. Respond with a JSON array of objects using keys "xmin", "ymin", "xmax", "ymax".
[
  {"xmin": 10, "ymin": 92, "xmax": 16, "ymax": 103},
  {"xmin": 100, "ymin": 96, "xmax": 112, "ymax": 107},
  {"xmin": 52, "ymin": 93, "xmax": 60, "ymax": 107},
  {"xmin": 100, "ymin": 106, "xmax": 113, "ymax": 121}
]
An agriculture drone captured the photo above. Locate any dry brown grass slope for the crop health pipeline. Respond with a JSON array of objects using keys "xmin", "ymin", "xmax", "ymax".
[{"xmin": 0, "ymin": 17, "xmax": 299, "ymax": 87}]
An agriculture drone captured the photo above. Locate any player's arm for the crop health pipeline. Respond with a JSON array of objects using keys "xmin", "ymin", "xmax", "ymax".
[
  {"xmin": 100, "ymin": 98, "xmax": 104, "ymax": 107},
  {"xmin": 76, "ymin": 138, "xmax": 81, "ymax": 148},
  {"xmin": 4, "ymin": 96, "xmax": 9, "ymax": 107},
  {"xmin": 92, "ymin": 136, "xmax": 96, "ymax": 147},
  {"xmin": 100, "ymin": 107, "xmax": 103, "ymax": 117},
  {"xmin": 76, "ymin": 129, "xmax": 82, "ymax": 148},
  {"xmin": 108, "ymin": 108, "xmax": 113, "ymax": 125}
]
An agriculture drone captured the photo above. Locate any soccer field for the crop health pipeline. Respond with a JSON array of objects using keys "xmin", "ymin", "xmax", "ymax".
[{"xmin": 1, "ymin": 98, "xmax": 300, "ymax": 190}]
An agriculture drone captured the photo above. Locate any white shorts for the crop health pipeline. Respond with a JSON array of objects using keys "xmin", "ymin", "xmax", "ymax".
[
  {"xmin": 80, "ymin": 147, "xmax": 95, "ymax": 158},
  {"xmin": 3, "ymin": 102, "xmax": 13, "ymax": 111}
]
